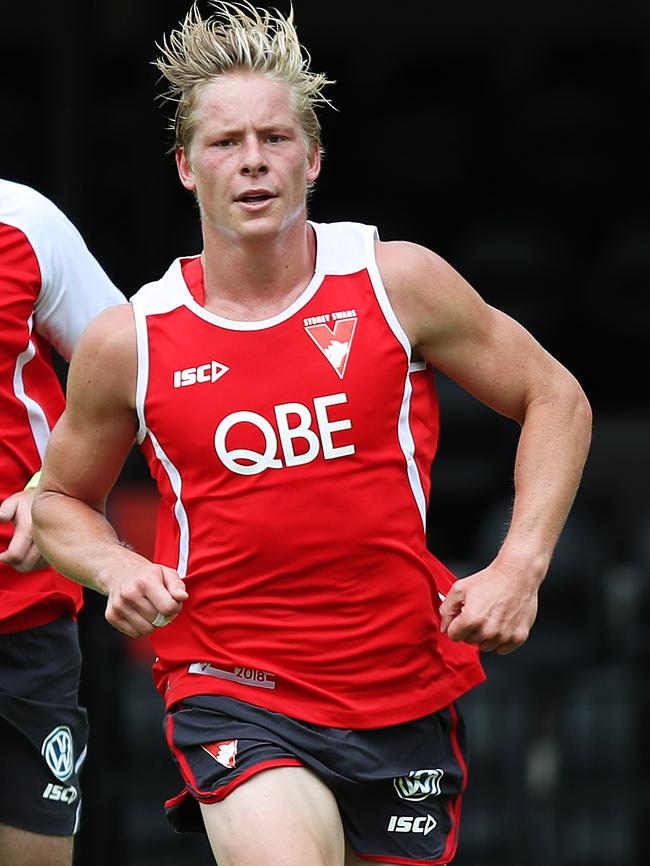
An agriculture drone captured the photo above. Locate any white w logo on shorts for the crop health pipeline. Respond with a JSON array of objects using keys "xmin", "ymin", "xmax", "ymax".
[
  {"xmin": 393, "ymin": 769, "xmax": 444, "ymax": 801},
  {"xmin": 41, "ymin": 726, "xmax": 74, "ymax": 781}
]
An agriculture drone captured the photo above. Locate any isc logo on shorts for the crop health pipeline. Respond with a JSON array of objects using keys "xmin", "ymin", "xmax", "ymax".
[
  {"xmin": 387, "ymin": 814, "xmax": 437, "ymax": 836},
  {"xmin": 214, "ymin": 393, "xmax": 354, "ymax": 476},
  {"xmin": 42, "ymin": 782, "xmax": 78, "ymax": 804}
]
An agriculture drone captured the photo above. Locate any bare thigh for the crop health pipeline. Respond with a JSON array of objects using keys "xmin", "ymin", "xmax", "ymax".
[
  {"xmin": 200, "ymin": 765, "xmax": 345, "ymax": 866},
  {"xmin": 344, "ymin": 840, "xmax": 448, "ymax": 866},
  {"xmin": 0, "ymin": 823, "xmax": 73, "ymax": 866},
  {"xmin": 343, "ymin": 840, "xmax": 408, "ymax": 866}
]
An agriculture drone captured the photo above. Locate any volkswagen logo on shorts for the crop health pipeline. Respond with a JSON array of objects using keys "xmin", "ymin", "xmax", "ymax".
[
  {"xmin": 41, "ymin": 726, "xmax": 74, "ymax": 782},
  {"xmin": 393, "ymin": 769, "xmax": 444, "ymax": 801}
]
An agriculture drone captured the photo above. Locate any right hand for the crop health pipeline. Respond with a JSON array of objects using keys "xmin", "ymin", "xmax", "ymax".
[
  {"xmin": 439, "ymin": 561, "xmax": 539, "ymax": 655},
  {"xmin": 0, "ymin": 488, "xmax": 49, "ymax": 573},
  {"xmin": 99, "ymin": 559, "xmax": 188, "ymax": 637}
]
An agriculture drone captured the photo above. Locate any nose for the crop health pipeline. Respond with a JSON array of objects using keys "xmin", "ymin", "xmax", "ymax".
[{"xmin": 240, "ymin": 137, "xmax": 268, "ymax": 177}]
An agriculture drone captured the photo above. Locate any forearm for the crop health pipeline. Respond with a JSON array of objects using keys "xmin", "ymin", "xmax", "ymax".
[
  {"xmin": 496, "ymin": 378, "xmax": 592, "ymax": 585},
  {"xmin": 32, "ymin": 489, "xmax": 146, "ymax": 594}
]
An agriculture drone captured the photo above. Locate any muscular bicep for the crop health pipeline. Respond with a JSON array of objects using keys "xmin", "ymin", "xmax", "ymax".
[
  {"xmin": 423, "ymin": 303, "xmax": 561, "ymax": 424},
  {"xmin": 40, "ymin": 303, "xmax": 138, "ymax": 510},
  {"xmin": 43, "ymin": 404, "xmax": 136, "ymax": 512},
  {"xmin": 378, "ymin": 240, "xmax": 569, "ymax": 424}
]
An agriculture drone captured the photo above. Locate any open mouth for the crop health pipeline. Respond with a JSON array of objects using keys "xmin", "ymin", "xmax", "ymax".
[{"xmin": 237, "ymin": 191, "xmax": 276, "ymax": 205}]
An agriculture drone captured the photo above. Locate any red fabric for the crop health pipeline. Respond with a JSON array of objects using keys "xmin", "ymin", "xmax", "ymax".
[
  {"xmin": 108, "ymin": 482, "xmax": 160, "ymax": 661},
  {"xmin": 182, "ymin": 255, "xmax": 204, "ymax": 305},
  {"xmin": 0, "ymin": 222, "xmax": 82, "ymax": 633},
  {"xmin": 438, "ymin": 704, "xmax": 466, "ymax": 864},
  {"xmin": 140, "ymin": 245, "xmax": 484, "ymax": 727}
]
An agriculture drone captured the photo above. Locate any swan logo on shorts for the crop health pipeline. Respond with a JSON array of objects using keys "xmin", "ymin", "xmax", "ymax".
[
  {"xmin": 202, "ymin": 739, "xmax": 238, "ymax": 768},
  {"xmin": 41, "ymin": 726, "xmax": 74, "ymax": 782},
  {"xmin": 304, "ymin": 311, "xmax": 358, "ymax": 379},
  {"xmin": 393, "ymin": 769, "xmax": 444, "ymax": 801}
]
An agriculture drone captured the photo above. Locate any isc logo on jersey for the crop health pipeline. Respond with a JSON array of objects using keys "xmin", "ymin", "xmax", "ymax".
[
  {"xmin": 214, "ymin": 392, "xmax": 355, "ymax": 476},
  {"xmin": 173, "ymin": 360, "xmax": 229, "ymax": 388}
]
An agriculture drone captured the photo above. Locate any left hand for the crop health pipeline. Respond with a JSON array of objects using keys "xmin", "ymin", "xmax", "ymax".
[
  {"xmin": 0, "ymin": 489, "xmax": 49, "ymax": 573},
  {"xmin": 439, "ymin": 564, "xmax": 539, "ymax": 655}
]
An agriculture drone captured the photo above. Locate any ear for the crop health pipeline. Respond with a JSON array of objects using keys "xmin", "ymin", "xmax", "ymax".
[
  {"xmin": 306, "ymin": 144, "xmax": 321, "ymax": 185},
  {"xmin": 176, "ymin": 147, "xmax": 196, "ymax": 192}
]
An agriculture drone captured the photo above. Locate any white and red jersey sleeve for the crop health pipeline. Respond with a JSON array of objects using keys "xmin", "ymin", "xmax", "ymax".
[
  {"xmin": 0, "ymin": 178, "xmax": 124, "ymax": 633},
  {"xmin": 132, "ymin": 221, "xmax": 485, "ymax": 727}
]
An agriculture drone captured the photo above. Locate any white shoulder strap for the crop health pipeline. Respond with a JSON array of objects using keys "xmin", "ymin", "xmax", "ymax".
[{"xmin": 310, "ymin": 221, "xmax": 378, "ymax": 276}]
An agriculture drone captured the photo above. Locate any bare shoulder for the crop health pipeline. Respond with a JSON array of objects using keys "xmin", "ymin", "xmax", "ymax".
[
  {"xmin": 40, "ymin": 302, "xmax": 138, "ymax": 505},
  {"xmin": 76, "ymin": 301, "xmax": 135, "ymax": 351},
  {"xmin": 375, "ymin": 239, "xmax": 582, "ymax": 422},
  {"xmin": 375, "ymin": 239, "xmax": 490, "ymax": 351},
  {"xmin": 68, "ymin": 302, "xmax": 137, "ymax": 412},
  {"xmin": 375, "ymin": 239, "xmax": 451, "ymax": 286}
]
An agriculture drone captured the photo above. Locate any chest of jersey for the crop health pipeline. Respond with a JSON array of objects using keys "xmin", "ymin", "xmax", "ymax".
[
  {"xmin": 133, "ymin": 226, "xmax": 484, "ymax": 727},
  {"xmin": 143, "ymin": 269, "xmax": 419, "ymax": 491}
]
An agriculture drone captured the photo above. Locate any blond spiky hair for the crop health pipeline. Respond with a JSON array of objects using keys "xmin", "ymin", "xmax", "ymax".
[{"xmin": 154, "ymin": 1, "xmax": 334, "ymax": 154}]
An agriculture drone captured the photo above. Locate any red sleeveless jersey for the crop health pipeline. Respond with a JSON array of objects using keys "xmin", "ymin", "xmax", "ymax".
[
  {"xmin": 0, "ymin": 179, "xmax": 123, "ymax": 633},
  {"xmin": 132, "ymin": 221, "xmax": 484, "ymax": 727}
]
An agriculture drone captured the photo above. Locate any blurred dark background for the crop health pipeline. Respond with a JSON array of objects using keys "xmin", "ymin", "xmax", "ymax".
[{"xmin": 2, "ymin": 0, "xmax": 649, "ymax": 864}]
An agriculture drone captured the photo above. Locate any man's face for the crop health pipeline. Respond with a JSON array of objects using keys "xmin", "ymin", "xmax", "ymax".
[{"xmin": 176, "ymin": 72, "xmax": 320, "ymax": 242}]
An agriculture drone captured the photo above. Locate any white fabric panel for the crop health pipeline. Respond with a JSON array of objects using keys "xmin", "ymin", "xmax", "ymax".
[
  {"xmin": 0, "ymin": 178, "xmax": 124, "ymax": 361},
  {"xmin": 146, "ymin": 430, "xmax": 189, "ymax": 578},
  {"xmin": 12, "ymin": 314, "xmax": 52, "ymax": 460},
  {"xmin": 361, "ymin": 226, "xmax": 428, "ymax": 528}
]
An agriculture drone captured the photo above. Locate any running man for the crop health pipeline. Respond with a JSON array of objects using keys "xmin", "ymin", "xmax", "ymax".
[
  {"xmin": 32, "ymin": 4, "xmax": 592, "ymax": 865},
  {"xmin": 0, "ymin": 177, "xmax": 123, "ymax": 866}
]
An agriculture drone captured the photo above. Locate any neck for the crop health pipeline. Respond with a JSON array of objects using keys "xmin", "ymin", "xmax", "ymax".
[{"xmin": 200, "ymin": 216, "xmax": 316, "ymax": 320}]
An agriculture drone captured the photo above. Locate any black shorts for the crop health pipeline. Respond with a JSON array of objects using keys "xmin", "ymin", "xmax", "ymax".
[
  {"xmin": 165, "ymin": 695, "xmax": 469, "ymax": 865},
  {"xmin": 0, "ymin": 616, "xmax": 88, "ymax": 836}
]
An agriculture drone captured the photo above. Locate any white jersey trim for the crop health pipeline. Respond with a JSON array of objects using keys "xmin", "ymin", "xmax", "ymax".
[
  {"xmin": 361, "ymin": 226, "xmax": 428, "ymax": 528},
  {"xmin": 130, "ymin": 271, "xmax": 189, "ymax": 443},
  {"xmin": 72, "ymin": 744, "xmax": 87, "ymax": 834},
  {"xmin": 172, "ymin": 255, "xmax": 326, "ymax": 332},
  {"xmin": 13, "ymin": 314, "xmax": 52, "ymax": 461},
  {"xmin": 130, "ymin": 260, "xmax": 195, "ymax": 317},
  {"xmin": 128, "ymin": 222, "xmax": 373, "ymax": 332},
  {"xmin": 131, "ymin": 298, "xmax": 150, "ymax": 445},
  {"xmin": 0, "ymin": 178, "xmax": 123, "ymax": 361},
  {"xmin": 146, "ymin": 429, "xmax": 189, "ymax": 578}
]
